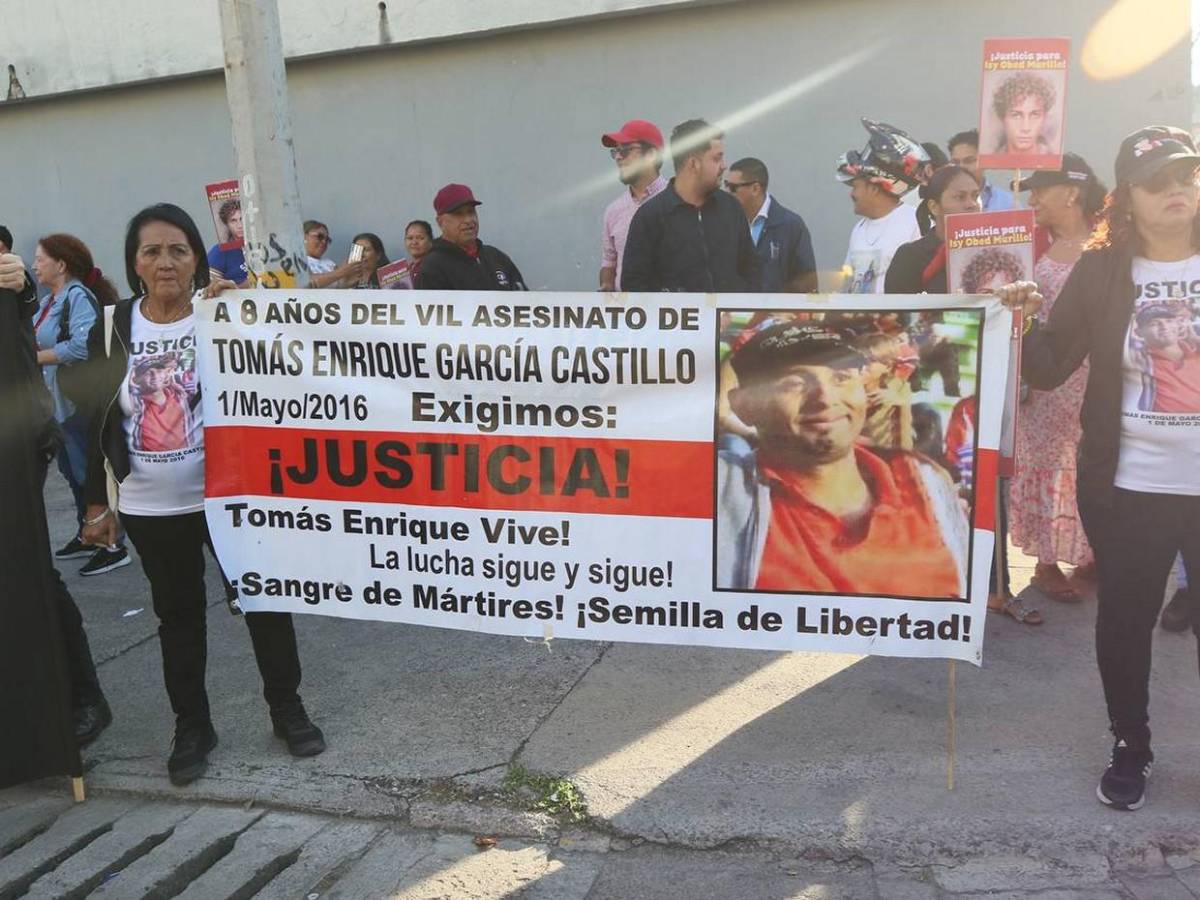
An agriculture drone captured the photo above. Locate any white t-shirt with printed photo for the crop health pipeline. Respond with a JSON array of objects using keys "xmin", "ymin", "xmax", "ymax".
[
  {"xmin": 841, "ymin": 202, "xmax": 920, "ymax": 294},
  {"xmin": 117, "ymin": 300, "xmax": 206, "ymax": 516},
  {"xmin": 1114, "ymin": 255, "xmax": 1200, "ymax": 495}
]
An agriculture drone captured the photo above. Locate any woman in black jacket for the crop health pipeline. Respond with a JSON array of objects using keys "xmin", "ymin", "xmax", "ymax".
[
  {"xmin": 999, "ymin": 126, "xmax": 1200, "ymax": 812},
  {"xmin": 82, "ymin": 203, "xmax": 326, "ymax": 787}
]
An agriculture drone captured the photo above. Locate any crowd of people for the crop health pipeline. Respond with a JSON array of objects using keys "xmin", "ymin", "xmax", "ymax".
[{"xmin": 2, "ymin": 106, "xmax": 1199, "ymax": 814}]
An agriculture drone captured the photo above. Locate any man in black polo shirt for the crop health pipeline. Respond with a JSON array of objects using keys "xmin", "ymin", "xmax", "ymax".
[
  {"xmin": 622, "ymin": 119, "xmax": 761, "ymax": 293},
  {"xmin": 414, "ymin": 184, "xmax": 527, "ymax": 291}
]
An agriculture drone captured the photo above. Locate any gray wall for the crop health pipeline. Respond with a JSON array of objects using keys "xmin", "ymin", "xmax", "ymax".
[{"xmin": 1, "ymin": 0, "xmax": 1190, "ymax": 292}]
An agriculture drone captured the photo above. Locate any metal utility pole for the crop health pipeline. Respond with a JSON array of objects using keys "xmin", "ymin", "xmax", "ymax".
[{"xmin": 217, "ymin": 0, "xmax": 309, "ymax": 288}]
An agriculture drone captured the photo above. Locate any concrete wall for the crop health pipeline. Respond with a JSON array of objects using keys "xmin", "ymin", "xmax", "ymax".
[
  {"xmin": 1, "ymin": 0, "xmax": 731, "ymax": 99},
  {"xmin": 1, "ymin": 0, "xmax": 1190, "ymax": 293}
]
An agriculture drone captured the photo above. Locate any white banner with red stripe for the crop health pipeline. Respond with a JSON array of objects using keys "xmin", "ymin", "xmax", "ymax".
[{"xmin": 196, "ymin": 292, "xmax": 1012, "ymax": 663}]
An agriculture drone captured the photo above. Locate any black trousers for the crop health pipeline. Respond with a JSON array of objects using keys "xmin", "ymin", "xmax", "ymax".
[
  {"xmin": 38, "ymin": 458, "xmax": 102, "ymax": 707},
  {"xmin": 121, "ymin": 511, "xmax": 302, "ymax": 728},
  {"xmin": 1079, "ymin": 488, "xmax": 1200, "ymax": 745}
]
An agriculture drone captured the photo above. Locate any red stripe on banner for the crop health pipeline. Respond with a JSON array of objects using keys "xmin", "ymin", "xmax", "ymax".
[
  {"xmin": 974, "ymin": 447, "xmax": 999, "ymax": 532},
  {"xmin": 205, "ymin": 425, "xmax": 713, "ymax": 519}
]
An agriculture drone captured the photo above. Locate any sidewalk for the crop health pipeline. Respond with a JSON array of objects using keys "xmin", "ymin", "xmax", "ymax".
[{"xmin": 22, "ymin": 478, "xmax": 1200, "ymax": 896}]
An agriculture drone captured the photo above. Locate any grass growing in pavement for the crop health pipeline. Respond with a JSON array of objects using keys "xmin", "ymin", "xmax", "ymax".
[{"xmin": 502, "ymin": 763, "xmax": 590, "ymax": 824}]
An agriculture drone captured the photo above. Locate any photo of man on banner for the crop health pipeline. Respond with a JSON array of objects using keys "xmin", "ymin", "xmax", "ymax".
[{"xmin": 715, "ymin": 316, "xmax": 973, "ymax": 599}]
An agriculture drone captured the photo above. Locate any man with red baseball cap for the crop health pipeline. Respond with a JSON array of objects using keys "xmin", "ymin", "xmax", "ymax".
[
  {"xmin": 414, "ymin": 183, "xmax": 527, "ymax": 291},
  {"xmin": 599, "ymin": 119, "xmax": 666, "ymax": 292}
]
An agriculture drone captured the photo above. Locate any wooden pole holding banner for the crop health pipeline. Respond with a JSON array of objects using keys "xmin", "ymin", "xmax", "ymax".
[
  {"xmin": 72, "ymin": 777, "xmax": 85, "ymax": 803},
  {"xmin": 947, "ymin": 660, "xmax": 957, "ymax": 790}
]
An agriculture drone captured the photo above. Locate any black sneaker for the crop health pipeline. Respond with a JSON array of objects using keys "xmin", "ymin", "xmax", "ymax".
[
  {"xmin": 55, "ymin": 536, "xmax": 92, "ymax": 560},
  {"xmin": 1097, "ymin": 739, "xmax": 1153, "ymax": 810},
  {"xmin": 74, "ymin": 696, "xmax": 113, "ymax": 747},
  {"xmin": 1160, "ymin": 588, "xmax": 1194, "ymax": 633},
  {"xmin": 168, "ymin": 720, "xmax": 218, "ymax": 786},
  {"xmin": 79, "ymin": 546, "xmax": 132, "ymax": 577},
  {"xmin": 270, "ymin": 701, "xmax": 326, "ymax": 757}
]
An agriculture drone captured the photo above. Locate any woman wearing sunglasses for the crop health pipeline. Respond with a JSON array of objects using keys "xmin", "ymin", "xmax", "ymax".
[
  {"xmin": 998, "ymin": 126, "xmax": 1200, "ymax": 812},
  {"xmin": 303, "ymin": 220, "xmax": 365, "ymax": 288}
]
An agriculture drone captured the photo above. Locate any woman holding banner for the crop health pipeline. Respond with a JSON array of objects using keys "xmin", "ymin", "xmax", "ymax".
[
  {"xmin": 1007, "ymin": 153, "xmax": 1106, "ymax": 602},
  {"xmin": 81, "ymin": 203, "xmax": 327, "ymax": 787},
  {"xmin": 999, "ymin": 126, "xmax": 1200, "ymax": 812}
]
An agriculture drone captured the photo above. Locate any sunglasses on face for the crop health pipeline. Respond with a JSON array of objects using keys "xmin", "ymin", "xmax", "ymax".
[
  {"xmin": 724, "ymin": 180, "xmax": 760, "ymax": 192},
  {"xmin": 609, "ymin": 143, "xmax": 648, "ymax": 160},
  {"xmin": 308, "ymin": 232, "xmax": 331, "ymax": 243},
  {"xmin": 1139, "ymin": 165, "xmax": 1200, "ymax": 194}
]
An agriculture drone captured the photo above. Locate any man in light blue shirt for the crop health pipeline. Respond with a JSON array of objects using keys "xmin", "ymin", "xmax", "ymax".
[
  {"xmin": 725, "ymin": 157, "xmax": 817, "ymax": 292},
  {"xmin": 948, "ymin": 129, "xmax": 1014, "ymax": 211}
]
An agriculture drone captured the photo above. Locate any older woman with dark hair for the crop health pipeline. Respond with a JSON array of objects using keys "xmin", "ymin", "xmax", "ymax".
[
  {"xmin": 82, "ymin": 203, "xmax": 326, "ymax": 787},
  {"xmin": 1008, "ymin": 153, "xmax": 1108, "ymax": 602},
  {"xmin": 999, "ymin": 126, "xmax": 1200, "ymax": 811}
]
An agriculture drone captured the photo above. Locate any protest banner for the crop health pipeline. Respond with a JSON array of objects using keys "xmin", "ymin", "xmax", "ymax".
[
  {"xmin": 205, "ymin": 179, "xmax": 243, "ymax": 250},
  {"xmin": 978, "ymin": 38, "xmax": 1070, "ymax": 171},
  {"xmin": 946, "ymin": 209, "xmax": 1034, "ymax": 476},
  {"xmin": 196, "ymin": 293, "xmax": 1012, "ymax": 664},
  {"xmin": 376, "ymin": 259, "xmax": 413, "ymax": 289}
]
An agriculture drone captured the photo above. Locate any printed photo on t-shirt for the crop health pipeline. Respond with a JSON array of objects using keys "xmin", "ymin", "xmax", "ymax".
[
  {"xmin": 1129, "ymin": 298, "xmax": 1200, "ymax": 413},
  {"xmin": 127, "ymin": 347, "xmax": 200, "ymax": 453},
  {"xmin": 843, "ymin": 250, "xmax": 882, "ymax": 294}
]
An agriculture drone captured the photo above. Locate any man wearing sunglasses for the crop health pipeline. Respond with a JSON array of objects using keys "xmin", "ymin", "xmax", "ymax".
[
  {"xmin": 725, "ymin": 158, "xmax": 818, "ymax": 292},
  {"xmin": 599, "ymin": 120, "xmax": 667, "ymax": 292}
]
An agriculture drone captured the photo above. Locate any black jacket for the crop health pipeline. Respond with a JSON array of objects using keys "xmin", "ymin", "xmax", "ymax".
[
  {"xmin": 756, "ymin": 198, "xmax": 818, "ymax": 293},
  {"xmin": 413, "ymin": 238, "xmax": 526, "ymax": 291},
  {"xmin": 83, "ymin": 299, "xmax": 137, "ymax": 507},
  {"xmin": 1021, "ymin": 245, "xmax": 1135, "ymax": 508},
  {"xmin": 885, "ymin": 232, "xmax": 946, "ymax": 294},
  {"xmin": 622, "ymin": 180, "xmax": 762, "ymax": 293}
]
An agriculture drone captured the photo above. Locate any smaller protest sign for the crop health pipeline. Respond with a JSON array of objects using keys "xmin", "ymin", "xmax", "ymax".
[
  {"xmin": 376, "ymin": 259, "xmax": 413, "ymax": 289},
  {"xmin": 205, "ymin": 180, "xmax": 244, "ymax": 250},
  {"xmin": 978, "ymin": 38, "xmax": 1070, "ymax": 171},
  {"xmin": 946, "ymin": 209, "xmax": 1035, "ymax": 476}
]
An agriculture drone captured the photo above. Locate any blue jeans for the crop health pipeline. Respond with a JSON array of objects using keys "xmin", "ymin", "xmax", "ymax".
[{"xmin": 56, "ymin": 410, "xmax": 124, "ymax": 547}]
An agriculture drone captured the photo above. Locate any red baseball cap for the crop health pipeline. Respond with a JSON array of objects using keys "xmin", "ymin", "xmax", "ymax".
[
  {"xmin": 601, "ymin": 120, "xmax": 664, "ymax": 150},
  {"xmin": 433, "ymin": 183, "xmax": 482, "ymax": 215}
]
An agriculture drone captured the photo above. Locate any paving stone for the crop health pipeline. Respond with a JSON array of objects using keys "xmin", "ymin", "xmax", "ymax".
[
  {"xmin": 90, "ymin": 805, "xmax": 263, "ymax": 899},
  {"xmin": 174, "ymin": 811, "xmax": 327, "ymax": 900},
  {"xmin": 322, "ymin": 829, "xmax": 434, "ymax": 897},
  {"xmin": 25, "ymin": 803, "xmax": 192, "ymax": 900},
  {"xmin": 0, "ymin": 796, "xmax": 73, "ymax": 857},
  {"xmin": 1174, "ymin": 865, "xmax": 1200, "ymax": 896},
  {"xmin": 1118, "ymin": 872, "xmax": 1197, "ymax": 900},
  {"xmin": 0, "ymin": 798, "xmax": 134, "ymax": 899},
  {"xmin": 932, "ymin": 853, "xmax": 1112, "ymax": 894},
  {"xmin": 388, "ymin": 834, "xmax": 563, "ymax": 900},
  {"xmin": 872, "ymin": 865, "xmax": 940, "ymax": 900},
  {"xmin": 250, "ymin": 820, "xmax": 382, "ymax": 900},
  {"xmin": 513, "ymin": 853, "xmax": 601, "ymax": 899},
  {"xmin": 1166, "ymin": 854, "xmax": 1197, "ymax": 871}
]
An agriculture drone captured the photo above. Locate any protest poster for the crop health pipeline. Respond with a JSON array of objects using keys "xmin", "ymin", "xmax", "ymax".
[
  {"xmin": 376, "ymin": 259, "xmax": 413, "ymax": 289},
  {"xmin": 205, "ymin": 180, "xmax": 243, "ymax": 250},
  {"xmin": 978, "ymin": 38, "xmax": 1069, "ymax": 171},
  {"xmin": 946, "ymin": 209, "xmax": 1035, "ymax": 475},
  {"xmin": 196, "ymin": 292, "xmax": 1012, "ymax": 664}
]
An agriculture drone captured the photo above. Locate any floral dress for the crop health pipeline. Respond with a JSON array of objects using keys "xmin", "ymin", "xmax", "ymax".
[{"xmin": 1008, "ymin": 255, "xmax": 1093, "ymax": 567}]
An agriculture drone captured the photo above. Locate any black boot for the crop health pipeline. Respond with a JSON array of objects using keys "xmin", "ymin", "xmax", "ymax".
[
  {"xmin": 74, "ymin": 695, "xmax": 113, "ymax": 747},
  {"xmin": 168, "ymin": 720, "xmax": 218, "ymax": 786},
  {"xmin": 270, "ymin": 701, "xmax": 326, "ymax": 757},
  {"xmin": 1160, "ymin": 588, "xmax": 1193, "ymax": 633}
]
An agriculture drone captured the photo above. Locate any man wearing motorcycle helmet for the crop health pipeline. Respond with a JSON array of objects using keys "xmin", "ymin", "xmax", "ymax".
[{"xmin": 837, "ymin": 119, "xmax": 927, "ymax": 294}]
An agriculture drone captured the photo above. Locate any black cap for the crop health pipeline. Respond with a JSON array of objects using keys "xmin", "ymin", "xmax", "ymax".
[
  {"xmin": 1016, "ymin": 152, "xmax": 1096, "ymax": 192},
  {"xmin": 732, "ymin": 321, "xmax": 865, "ymax": 384},
  {"xmin": 1114, "ymin": 126, "xmax": 1200, "ymax": 186}
]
